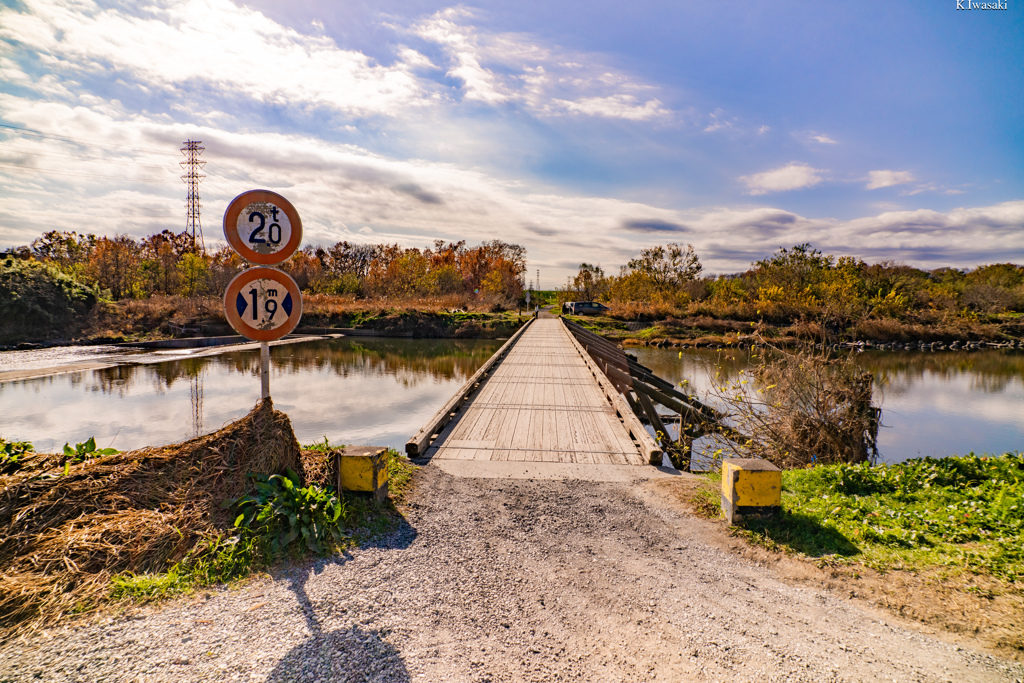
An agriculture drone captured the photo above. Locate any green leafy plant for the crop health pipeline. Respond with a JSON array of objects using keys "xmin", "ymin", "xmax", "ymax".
[
  {"xmin": 62, "ymin": 436, "xmax": 119, "ymax": 463},
  {"xmin": 1, "ymin": 437, "xmax": 34, "ymax": 474},
  {"xmin": 224, "ymin": 468, "xmax": 348, "ymax": 555}
]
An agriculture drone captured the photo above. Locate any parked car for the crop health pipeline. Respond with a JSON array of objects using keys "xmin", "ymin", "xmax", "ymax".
[{"xmin": 567, "ymin": 301, "xmax": 609, "ymax": 316}]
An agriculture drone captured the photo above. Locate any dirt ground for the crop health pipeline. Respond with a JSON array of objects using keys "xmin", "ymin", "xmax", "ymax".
[{"xmin": 2, "ymin": 465, "xmax": 1022, "ymax": 682}]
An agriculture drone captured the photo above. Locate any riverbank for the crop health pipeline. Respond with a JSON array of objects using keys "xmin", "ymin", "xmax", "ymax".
[
  {"xmin": 0, "ymin": 294, "xmax": 529, "ymax": 350},
  {"xmin": 564, "ymin": 312, "xmax": 1024, "ymax": 350}
]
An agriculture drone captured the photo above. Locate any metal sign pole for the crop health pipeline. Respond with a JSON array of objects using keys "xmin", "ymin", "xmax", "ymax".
[{"xmin": 260, "ymin": 341, "xmax": 270, "ymax": 399}]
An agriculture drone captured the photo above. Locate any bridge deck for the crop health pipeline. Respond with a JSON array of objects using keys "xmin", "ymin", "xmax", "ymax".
[{"xmin": 425, "ymin": 318, "xmax": 645, "ymax": 465}]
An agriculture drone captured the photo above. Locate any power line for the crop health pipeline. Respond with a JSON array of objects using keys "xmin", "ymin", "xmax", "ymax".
[
  {"xmin": 0, "ymin": 123, "xmax": 170, "ymax": 155},
  {"xmin": 0, "ymin": 162, "xmax": 175, "ymax": 182},
  {"xmin": 0, "ymin": 142, "xmax": 176, "ymax": 169},
  {"xmin": 204, "ymin": 159, "xmax": 257, "ymax": 187}
]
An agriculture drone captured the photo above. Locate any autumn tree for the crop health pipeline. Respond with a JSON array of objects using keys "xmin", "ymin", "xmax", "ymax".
[
  {"xmin": 31, "ymin": 231, "xmax": 95, "ymax": 276},
  {"xmin": 626, "ymin": 243, "xmax": 703, "ymax": 290},
  {"xmin": 87, "ymin": 235, "xmax": 141, "ymax": 300},
  {"xmin": 572, "ymin": 263, "xmax": 607, "ymax": 301}
]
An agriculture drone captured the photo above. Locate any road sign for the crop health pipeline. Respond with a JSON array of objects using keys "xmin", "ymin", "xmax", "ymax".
[
  {"xmin": 223, "ymin": 190, "xmax": 303, "ymax": 265},
  {"xmin": 223, "ymin": 267, "xmax": 303, "ymax": 341}
]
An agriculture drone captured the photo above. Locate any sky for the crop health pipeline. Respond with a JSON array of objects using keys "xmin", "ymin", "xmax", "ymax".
[{"xmin": 0, "ymin": 0, "xmax": 1022, "ymax": 284}]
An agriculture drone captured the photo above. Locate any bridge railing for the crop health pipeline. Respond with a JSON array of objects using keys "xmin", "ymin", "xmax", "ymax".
[{"xmin": 561, "ymin": 317, "xmax": 741, "ymax": 470}]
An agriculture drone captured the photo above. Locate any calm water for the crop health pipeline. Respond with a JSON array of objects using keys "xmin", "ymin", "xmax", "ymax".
[
  {"xmin": 0, "ymin": 338, "xmax": 501, "ymax": 453},
  {"xmin": 631, "ymin": 347, "xmax": 1024, "ymax": 464},
  {"xmin": 0, "ymin": 340, "xmax": 1021, "ymax": 462}
]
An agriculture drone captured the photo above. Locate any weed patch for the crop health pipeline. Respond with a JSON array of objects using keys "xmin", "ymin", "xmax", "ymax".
[
  {"xmin": 108, "ymin": 449, "xmax": 417, "ymax": 605},
  {"xmin": 734, "ymin": 453, "xmax": 1024, "ymax": 582}
]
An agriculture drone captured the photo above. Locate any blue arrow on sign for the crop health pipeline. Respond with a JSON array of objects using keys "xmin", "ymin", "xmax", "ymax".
[
  {"xmin": 236, "ymin": 292, "xmax": 248, "ymax": 317},
  {"xmin": 282, "ymin": 292, "xmax": 292, "ymax": 316}
]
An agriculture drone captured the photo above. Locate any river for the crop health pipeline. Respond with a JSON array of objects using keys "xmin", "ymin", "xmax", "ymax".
[{"xmin": 0, "ymin": 339, "xmax": 1020, "ymax": 462}]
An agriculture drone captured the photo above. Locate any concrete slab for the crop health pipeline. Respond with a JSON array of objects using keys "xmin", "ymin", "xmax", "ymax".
[
  {"xmin": 0, "ymin": 362, "xmax": 116, "ymax": 382},
  {"xmin": 428, "ymin": 459, "xmax": 692, "ymax": 482}
]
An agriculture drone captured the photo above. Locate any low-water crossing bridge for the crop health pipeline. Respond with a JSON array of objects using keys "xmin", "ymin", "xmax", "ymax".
[{"xmin": 407, "ymin": 315, "xmax": 671, "ymax": 467}]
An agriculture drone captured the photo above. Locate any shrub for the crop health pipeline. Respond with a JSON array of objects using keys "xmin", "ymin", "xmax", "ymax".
[
  {"xmin": 0, "ymin": 257, "xmax": 98, "ymax": 341},
  {"xmin": 707, "ymin": 344, "xmax": 880, "ymax": 468}
]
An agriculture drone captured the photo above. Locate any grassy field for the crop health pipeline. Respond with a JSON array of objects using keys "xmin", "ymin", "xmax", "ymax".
[{"xmin": 693, "ymin": 453, "xmax": 1024, "ymax": 582}]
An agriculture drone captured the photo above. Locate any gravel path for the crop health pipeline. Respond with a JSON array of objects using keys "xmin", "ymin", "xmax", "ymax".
[{"xmin": 2, "ymin": 466, "xmax": 1022, "ymax": 682}]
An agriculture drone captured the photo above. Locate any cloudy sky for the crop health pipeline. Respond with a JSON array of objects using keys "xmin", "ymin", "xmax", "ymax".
[{"xmin": 1, "ymin": 0, "xmax": 1021, "ymax": 283}]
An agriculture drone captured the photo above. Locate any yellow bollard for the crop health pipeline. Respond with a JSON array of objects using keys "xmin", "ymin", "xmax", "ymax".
[
  {"xmin": 335, "ymin": 446, "xmax": 390, "ymax": 502},
  {"xmin": 721, "ymin": 458, "xmax": 781, "ymax": 525}
]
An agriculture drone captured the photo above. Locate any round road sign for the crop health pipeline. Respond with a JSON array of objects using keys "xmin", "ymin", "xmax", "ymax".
[
  {"xmin": 224, "ymin": 267, "xmax": 303, "ymax": 341},
  {"xmin": 223, "ymin": 190, "xmax": 303, "ymax": 265}
]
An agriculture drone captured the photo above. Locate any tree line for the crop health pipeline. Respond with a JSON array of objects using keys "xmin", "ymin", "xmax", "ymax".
[
  {"xmin": 566, "ymin": 242, "xmax": 1024, "ymax": 324},
  {"xmin": 9, "ymin": 231, "xmax": 527, "ymax": 303}
]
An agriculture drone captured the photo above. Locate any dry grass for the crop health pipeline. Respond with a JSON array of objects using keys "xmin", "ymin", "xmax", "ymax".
[
  {"xmin": 709, "ymin": 342, "xmax": 880, "ymax": 468},
  {"xmin": 606, "ymin": 301, "xmax": 682, "ymax": 321},
  {"xmin": 302, "ymin": 293, "xmax": 487, "ymax": 319},
  {"xmin": 83, "ymin": 295, "xmax": 226, "ymax": 339},
  {"xmin": 0, "ymin": 398, "xmax": 300, "ymax": 639}
]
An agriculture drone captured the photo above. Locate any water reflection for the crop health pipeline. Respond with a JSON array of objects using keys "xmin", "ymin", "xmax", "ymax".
[
  {"xmin": 0, "ymin": 338, "xmax": 501, "ymax": 454},
  {"xmin": 3, "ymin": 340, "xmax": 1019, "ymax": 464},
  {"xmin": 631, "ymin": 347, "xmax": 1024, "ymax": 464}
]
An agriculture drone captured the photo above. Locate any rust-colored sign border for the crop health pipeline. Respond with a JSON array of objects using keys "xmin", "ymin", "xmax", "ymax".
[
  {"xmin": 223, "ymin": 189, "xmax": 303, "ymax": 265},
  {"xmin": 223, "ymin": 267, "xmax": 303, "ymax": 341}
]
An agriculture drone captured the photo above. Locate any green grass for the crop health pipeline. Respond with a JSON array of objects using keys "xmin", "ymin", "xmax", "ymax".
[
  {"xmin": 111, "ymin": 449, "xmax": 418, "ymax": 602},
  {"xmin": 731, "ymin": 453, "xmax": 1024, "ymax": 581}
]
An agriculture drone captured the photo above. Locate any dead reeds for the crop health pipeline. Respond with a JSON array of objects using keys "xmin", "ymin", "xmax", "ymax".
[
  {"xmin": 0, "ymin": 398, "xmax": 300, "ymax": 639},
  {"xmin": 706, "ymin": 341, "xmax": 881, "ymax": 469}
]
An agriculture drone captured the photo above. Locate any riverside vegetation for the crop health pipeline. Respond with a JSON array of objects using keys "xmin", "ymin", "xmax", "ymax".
[
  {"xmin": 3, "ymin": 231, "xmax": 1023, "ymax": 347},
  {"xmin": 560, "ymin": 243, "xmax": 1024, "ymax": 347},
  {"xmin": 1, "ymin": 232, "xmax": 530, "ymax": 345}
]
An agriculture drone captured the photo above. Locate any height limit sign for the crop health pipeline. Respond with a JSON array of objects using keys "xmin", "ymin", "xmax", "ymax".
[{"xmin": 223, "ymin": 190, "xmax": 304, "ymax": 398}]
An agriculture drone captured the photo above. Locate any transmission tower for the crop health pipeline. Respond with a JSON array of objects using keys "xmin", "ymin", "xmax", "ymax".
[{"xmin": 180, "ymin": 140, "xmax": 206, "ymax": 253}]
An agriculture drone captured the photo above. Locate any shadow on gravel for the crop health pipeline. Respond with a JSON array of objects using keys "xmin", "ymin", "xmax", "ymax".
[
  {"xmin": 264, "ymin": 516, "xmax": 418, "ymax": 683},
  {"xmin": 263, "ymin": 623, "xmax": 410, "ymax": 683}
]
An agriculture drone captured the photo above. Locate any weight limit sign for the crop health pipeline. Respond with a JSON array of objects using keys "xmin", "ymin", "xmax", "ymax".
[
  {"xmin": 223, "ymin": 189, "xmax": 303, "ymax": 265},
  {"xmin": 224, "ymin": 267, "xmax": 303, "ymax": 341}
]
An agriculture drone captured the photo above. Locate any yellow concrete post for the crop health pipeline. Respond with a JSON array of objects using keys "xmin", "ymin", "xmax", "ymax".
[
  {"xmin": 335, "ymin": 446, "xmax": 390, "ymax": 501},
  {"xmin": 721, "ymin": 458, "xmax": 781, "ymax": 525}
]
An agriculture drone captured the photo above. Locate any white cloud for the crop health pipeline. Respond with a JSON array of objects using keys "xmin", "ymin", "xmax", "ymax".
[
  {"xmin": 703, "ymin": 109, "xmax": 737, "ymax": 133},
  {"xmin": 0, "ymin": 0, "xmax": 426, "ymax": 118},
  {"xmin": 739, "ymin": 162, "xmax": 825, "ymax": 195},
  {"xmin": 866, "ymin": 170, "xmax": 915, "ymax": 190},
  {"xmin": 3, "ymin": 96, "xmax": 1020, "ymax": 280},
  {"xmin": 811, "ymin": 133, "xmax": 836, "ymax": 144},
  {"xmin": 408, "ymin": 8, "xmax": 674, "ymax": 121},
  {"xmin": 552, "ymin": 95, "xmax": 669, "ymax": 121}
]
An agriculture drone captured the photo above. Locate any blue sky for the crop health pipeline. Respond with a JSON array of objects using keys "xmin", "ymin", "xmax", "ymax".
[{"xmin": 0, "ymin": 0, "xmax": 1021, "ymax": 282}]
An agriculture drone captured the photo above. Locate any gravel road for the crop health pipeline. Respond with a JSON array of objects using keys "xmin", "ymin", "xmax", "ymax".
[{"xmin": 2, "ymin": 465, "xmax": 1022, "ymax": 682}]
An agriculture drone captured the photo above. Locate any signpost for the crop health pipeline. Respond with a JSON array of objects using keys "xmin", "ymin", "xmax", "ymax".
[{"xmin": 223, "ymin": 190, "xmax": 303, "ymax": 399}]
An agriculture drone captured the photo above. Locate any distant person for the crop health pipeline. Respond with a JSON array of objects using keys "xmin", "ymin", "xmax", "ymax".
[{"xmin": 534, "ymin": 304, "xmax": 539, "ymax": 318}]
